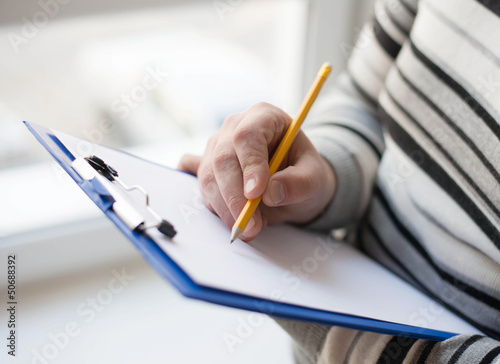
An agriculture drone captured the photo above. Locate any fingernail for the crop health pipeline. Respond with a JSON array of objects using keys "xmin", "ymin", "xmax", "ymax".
[
  {"xmin": 245, "ymin": 178, "xmax": 256, "ymax": 194},
  {"xmin": 270, "ymin": 180, "xmax": 286, "ymax": 205},
  {"xmin": 244, "ymin": 217, "xmax": 256, "ymax": 233}
]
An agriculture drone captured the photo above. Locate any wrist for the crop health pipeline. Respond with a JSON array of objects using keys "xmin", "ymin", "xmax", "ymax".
[
  {"xmin": 309, "ymin": 156, "xmax": 337, "ymax": 223},
  {"xmin": 292, "ymin": 155, "xmax": 336, "ymax": 226}
]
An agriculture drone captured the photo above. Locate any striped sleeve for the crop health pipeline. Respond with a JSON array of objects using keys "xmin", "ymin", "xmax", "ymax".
[
  {"xmin": 275, "ymin": 0, "xmax": 500, "ymax": 363},
  {"xmin": 272, "ymin": 320, "xmax": 500, "ymax": 364},
  {"xmin": 366, "ymin": 0, "xmax": 500, "ymax": 339},
  {"xmin": 317, "ymin": 327, "xmax": 500, "ymax": 364},
  {"xmin": 303, "ymin": 0, "xmax": 417, "ymax": 231}
]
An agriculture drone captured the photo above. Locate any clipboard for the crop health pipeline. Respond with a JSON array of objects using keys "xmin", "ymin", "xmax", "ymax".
[{"xmin": 25, "ymin": 121, "xmax": 483, "ymax": 341}]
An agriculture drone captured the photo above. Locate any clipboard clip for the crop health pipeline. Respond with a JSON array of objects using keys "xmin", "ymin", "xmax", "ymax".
[{"xmin": 72, "ymin": 155, "xmax": 177, "ymax": 239}]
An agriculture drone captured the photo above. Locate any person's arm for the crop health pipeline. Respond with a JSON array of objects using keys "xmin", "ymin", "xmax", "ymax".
[{"xmin": 275, "ymin": 323, "xmax": 500, "ymax": 364}]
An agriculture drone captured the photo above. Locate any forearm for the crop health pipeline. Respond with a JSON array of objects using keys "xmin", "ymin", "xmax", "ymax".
[{"xmin": 274, "ymin": 319, "xmax": 500, "ymax": 364}]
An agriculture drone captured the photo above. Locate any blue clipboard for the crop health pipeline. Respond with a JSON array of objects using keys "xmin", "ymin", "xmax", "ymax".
[{"xmin": 25, "ymin": 121, "xmax": 474, "ymax": 342}]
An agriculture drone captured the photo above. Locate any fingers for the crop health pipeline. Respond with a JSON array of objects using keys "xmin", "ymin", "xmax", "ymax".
[
  {"xmin": 212, "ymin": 139, "xmax": 245, "ymax": 219},
  {"xmin": 178, "ymin": 154, "xmax": 202, "ymax": 176},
  {"xmin": 233, "ymin": 103, "xmax": 292, "ymax": 200},
  {"xmin": 200, "ymin": 168, "xmax": 235, "ymax": 228},
  {"xmin": 196, "ymin": 125, "xmax": 266, "ymax": 241},
  {"xmin": 194, "ymin": 102, "xmax": 300, "ymax": 241},
  {"xmin": 211, "ymin": 137, "xmax": 265, "ymax": 241},
  {"xmin": 198, "ymin": 153, "xmax": 264, "ymax": 241}
]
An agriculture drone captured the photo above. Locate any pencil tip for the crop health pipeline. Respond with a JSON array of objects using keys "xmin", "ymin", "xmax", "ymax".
[{"xmin": 230, "ymin": 226, "xmax": 243, "ymax": 243}]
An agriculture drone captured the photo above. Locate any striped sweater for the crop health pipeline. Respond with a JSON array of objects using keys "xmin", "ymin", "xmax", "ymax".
[{"xmin": 279, "ymin": 0, "xmax": 500, "ymax": 362}]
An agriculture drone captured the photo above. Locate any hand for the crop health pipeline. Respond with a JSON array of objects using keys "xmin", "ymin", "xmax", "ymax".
[{"xmin": 178, "ymin": 102, "xmax": 336, "ymax": 241}]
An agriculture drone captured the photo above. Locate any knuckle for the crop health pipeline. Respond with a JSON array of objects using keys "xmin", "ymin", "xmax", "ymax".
[
  {"xmin": 225, "ymin": 193, "xmax": 242, "ymax": 213},
  {"xmin": 242, "ymin": 155, "xmax": 266, "ymax": 172},
  {"xmin": 250, "ymin": 102, "xmax": 286, "ymax": 121},
  {"xmin": 297, "ymin": 170, "xmax": 315, "ymax": 195},
  {"xmin": 213, "ymin": 149, "xmax": 235, "ymax": 171},
  {"xmin": 233, "ymin": 126, "xmax": 268, "ymax": 161},
  {"xmin": 222, "ymin": 113, "xmax": 241, "ymax": 128},
  {"xmin": 199, "ymin": 168, "xmax": 216, "ymax": 189},
  {"xmin": 304, "ymin": 173, "xmax": 315, "ymax": 193},
  {"xmin": 251, "ymin": 101, "xmax": 273, "ymax": 111},
  {"xmin": 232, "ymin": 126, "xmax": 250, "ymax": 145}
]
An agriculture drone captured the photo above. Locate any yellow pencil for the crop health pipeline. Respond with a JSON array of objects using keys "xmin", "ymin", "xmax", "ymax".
[{"xmin": 231, "ymin": 62, "xmax": 332, "ymax": 242}]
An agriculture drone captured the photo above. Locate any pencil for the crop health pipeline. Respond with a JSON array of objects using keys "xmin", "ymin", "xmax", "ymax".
[{"xmin": 230, "ymin": 62, "xmax": 332, "ymax": 242}]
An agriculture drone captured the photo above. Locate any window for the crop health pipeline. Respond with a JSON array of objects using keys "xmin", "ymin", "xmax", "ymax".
[{"xmin": 0, "ymin": 0, "xmax": 373, "ymax": 258}]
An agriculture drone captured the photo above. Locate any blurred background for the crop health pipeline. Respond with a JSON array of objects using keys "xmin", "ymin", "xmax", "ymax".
[{"xmin": 0, "ymin": 0, "xmax": 373, "ymax": 363}]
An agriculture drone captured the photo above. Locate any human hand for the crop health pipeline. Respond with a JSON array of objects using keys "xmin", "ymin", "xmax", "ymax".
[{"xmin": 178, "ymin": 102, "xmax": 336, "ymax": 241}]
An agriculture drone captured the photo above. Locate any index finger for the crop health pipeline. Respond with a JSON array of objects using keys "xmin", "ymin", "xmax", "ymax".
[{"xmin": 232, "ymin": 103, "xmax": 292, "ymax": 200}]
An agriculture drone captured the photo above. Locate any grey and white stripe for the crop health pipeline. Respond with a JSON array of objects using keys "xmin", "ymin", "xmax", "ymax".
[{"xmin": 278, "ymin": 0, "xmax": 500, "ymax": 362}]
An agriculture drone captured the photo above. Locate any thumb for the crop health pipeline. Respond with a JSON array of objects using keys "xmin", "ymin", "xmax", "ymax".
[{"xmin": 262, "ymin": 153, "xmax": 319, "ymax": 207}]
